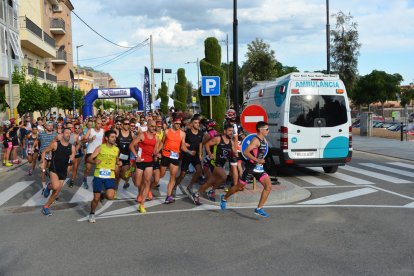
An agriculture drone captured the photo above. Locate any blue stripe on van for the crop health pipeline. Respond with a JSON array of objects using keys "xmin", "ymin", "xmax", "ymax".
[
  {"xmin": 274, "ymin": 81, "xmax": 289, "ymax": 107},
  {"xmin": 323, "ymin": 136, "xmax": 349, "ymax": 158}
]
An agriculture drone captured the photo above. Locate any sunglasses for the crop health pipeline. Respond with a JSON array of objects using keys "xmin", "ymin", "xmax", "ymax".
[
  {"xmin": 74, "ymin": 127, "xmax": 81, "ymax": 130},
  {"xmin": 259, "ymin": 128, "xmax": 269, "ymax": 131}
]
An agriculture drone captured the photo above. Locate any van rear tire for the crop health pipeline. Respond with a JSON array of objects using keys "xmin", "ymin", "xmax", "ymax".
[{"xmin": 323, "ymin": 166, "xmax": 338, "ymax": 173}]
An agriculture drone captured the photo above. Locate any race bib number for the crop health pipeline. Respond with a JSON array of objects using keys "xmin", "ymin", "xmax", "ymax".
[
  {"xmin": 169, "ymin": 151, "xmax": 179, "ymax": 159},
  {"xmin": 119, "ymin": 153, "xmax": 129, "ymax": 160},
  {"xmin": 99, "ymin": 169, "xmax": 111, "ymax": 178},
  {"xmin": 253, "ymin": 164, "xmax": 264, "ymax": 173}
]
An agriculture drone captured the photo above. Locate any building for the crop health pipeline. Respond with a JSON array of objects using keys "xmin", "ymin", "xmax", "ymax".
[
  {"xmin": 0, "ymin": 0, "xmax": 23, "ymax": 113},
  {"xmin": 74, "ymin": 65, "xmax": 94, "ymax": 93},
  {"xmin": 19, "ymin": 0, "xmax": 74, "ymax": 87}
]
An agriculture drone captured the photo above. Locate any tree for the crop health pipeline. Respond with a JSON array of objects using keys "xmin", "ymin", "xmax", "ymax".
[
  {"xmin": 330, "ymin": 11, "xmax": 362, "ymax": 97},
  {"xmin": 56, "ymin": 85, "xmax": 83, "ymax": 115},
  {"xmin": 173, "ymin": 68, "xmax": 188, "ymax": 111},
  {"xmin": 353, "ymin": 70, "xmax": 403, "ymax": 115},
  {"xmin": 400, "ymin": 88, "xmax": 414, "ymax": 107},
  {"xmin": 241, "ymin": 38, "xmax": 278, "ymax": 91},
  {"xmin": 157, "ymin": 81, "xmax": 169, "ymax": 114},
  {"xmin": 199, "ymin": 37, "xmax": 227, "ymax": 126}
]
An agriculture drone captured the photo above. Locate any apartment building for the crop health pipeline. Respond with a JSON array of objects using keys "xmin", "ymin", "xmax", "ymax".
[
  {"xmin": 19, "ymin": 0, "xmax": 74, "ymax": 87},
  {"xmin": 74, "ymin": 65, "xmax": 94, "ymax": 93},
  {"xmin": 0, "ymin": 0, "xmax": 22, "ymax": 94}
]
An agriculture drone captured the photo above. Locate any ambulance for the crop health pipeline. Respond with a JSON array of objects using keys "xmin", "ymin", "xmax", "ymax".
[{"xmin": 243, "ymin": 72, "xmax": 352, "ymax": 173}]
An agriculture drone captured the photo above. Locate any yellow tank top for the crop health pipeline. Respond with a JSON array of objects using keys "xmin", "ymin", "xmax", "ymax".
[
  {"xmin": 156, "ymin": 130, "xmax": 164, "ymax": 141},
  {"xmin": 94, "ymin": 143, "xmax": 119, "ymax": 178}
]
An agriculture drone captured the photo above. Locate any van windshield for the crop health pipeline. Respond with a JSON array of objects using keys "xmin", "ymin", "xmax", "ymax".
[{"xmin": 289, "ymin": 95, "xmax": 347, "ymax": 127}]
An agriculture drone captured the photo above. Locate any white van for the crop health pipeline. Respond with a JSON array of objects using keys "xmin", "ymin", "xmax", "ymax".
[{"xmin": 243, "ymin": 72, "xmax": 352, "ymax": 173}]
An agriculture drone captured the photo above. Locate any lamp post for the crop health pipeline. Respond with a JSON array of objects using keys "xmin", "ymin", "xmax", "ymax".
[
  {"xmin": 326, "ymin": 0, "xmax": 330, "ymax": 74},
  {"xmin": 76, "ymin": 45, "xmax": 83, "ymax": 91},
  {"xmin": 220, "ymin": 34, "xmax": 230, "ymax": 108},
  {"xmin": 185, "ymin": 58, "xmax": 200, "ymax": 113},
  {"xmin": 233, "ymin": 0, "xmax": 239, "ymax": 113}
]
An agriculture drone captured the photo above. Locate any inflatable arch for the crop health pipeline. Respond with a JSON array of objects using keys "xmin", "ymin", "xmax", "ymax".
[{"xmin": 82, "ymin": 87, "xmax": 144, "ymax": 118}]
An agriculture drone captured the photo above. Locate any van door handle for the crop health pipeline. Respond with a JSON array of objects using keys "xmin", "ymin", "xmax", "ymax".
[{"xmin": 321, "ymin": 134, "xmax": 331, "ymax": 138}]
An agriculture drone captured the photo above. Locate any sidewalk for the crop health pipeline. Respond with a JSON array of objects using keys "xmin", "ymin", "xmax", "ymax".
[{"xmin": 353, "ymin": 135, "xmax": 414, "ymax": 161}]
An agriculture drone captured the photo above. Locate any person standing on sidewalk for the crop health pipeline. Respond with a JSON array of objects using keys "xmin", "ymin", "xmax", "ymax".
[
  {"xmin": 41, "ymin": 128, "xmax": 75, "ymax": 216},
  {"xmin": 87, "ymin": 130, "xmax": 121, "ymax": 223},
  {"xmin": 220, "ymin": 121, "xmax": 273, "ymax": 218}
]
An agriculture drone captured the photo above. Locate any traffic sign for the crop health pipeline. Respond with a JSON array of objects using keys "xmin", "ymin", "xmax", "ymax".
[
  {"xmin": 240, "ymin": 104, "xmax": 268, "ymax": 133},
  {"xmin": 241, "ymin": 134, "xmax": 268, "ymax": 160},
  {"xmin": 201, "ymin": 76, "xmax": 220, "ymax": 96},
  {"xmin": 5, "ymin": 84, "xmax": 21, "ymax": 107}
]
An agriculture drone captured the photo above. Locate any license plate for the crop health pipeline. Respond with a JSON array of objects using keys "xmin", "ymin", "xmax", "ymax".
[{"xmin": 293, "ymin": 151, "xmax": 316, "ymax": 158}]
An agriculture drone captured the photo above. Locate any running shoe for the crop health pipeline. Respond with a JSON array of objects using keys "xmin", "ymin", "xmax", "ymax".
[
  {"xmin": 82, "ymin": 178, "xmax": 89, "ymax": 189},
  {"xmin": 207, "ymin": 190, "xmax": 216, "ymax": 202},
  {"xmin": 28, "ymin": 169, "xmax": 33, "ymax": 176},
  {"xmin": 43, "ymin": 182, "xmax": 51, "ymax": 198},
  {"xmin": 147, "ymin": 191, "xmax": 153, "ymax": 201},
  {"xmin": 42, "ymin": 206, "xmax": 52, "ymax": 216},
  {"xmin": 220, "ymin": 195, "xmax": 227, "ymax": 210},
  {"xmin": 123, "ymin": 182, "xmax": 130, "ymax": 189},
  {"xmin": 164, "ymin": 195, "xmax": 175, "ymax": 204},
  {"xmin": 138, "ymin": 205, "xmax": 147, "ymax": 213},
  {"xmin": 194, "ymin": 192, "xmax": 202, "ymax": 206},
  {"xmin": 69, "ymin": 179, "xmax": 74, "ymax": 188},
  {"xmin": 254, "ymin": 208, "xmax": 269, "ymax": 218},
  {"xmin": 88, "ymin": 213, "xmax": 96, "ymax": 223},
  {"xmin": 4, "ymin": 162, "xmax": 13, "ymax": 167}
]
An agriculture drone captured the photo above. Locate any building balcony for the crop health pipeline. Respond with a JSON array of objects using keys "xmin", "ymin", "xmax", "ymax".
[
  {"xmin": 46, "ymin": 72, "xmax": 57, "ymax": 83},
  {"xmin": 51, "ymin": 49, "xmax": 67, "ymax": 65},
  {"xmin": 50, "ymin": 18, "xmax": 65, "ymax": 35},
  {"xmin": 19, "ymin": 16, "xmax": 56, "ymax": 58},
  {"xmin": 57, "ymin": 80, "xmax": 69, "ymax": 87}
]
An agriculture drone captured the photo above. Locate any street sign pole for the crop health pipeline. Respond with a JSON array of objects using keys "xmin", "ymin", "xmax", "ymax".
[{"xmin": 209, "ymin": 96, "xmax": 212, "ymax": 119}]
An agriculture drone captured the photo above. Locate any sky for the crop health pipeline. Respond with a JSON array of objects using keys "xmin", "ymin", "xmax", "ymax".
[{"xmin": 70, "ymin": 0, "xmax": 414, "ymax": 93}]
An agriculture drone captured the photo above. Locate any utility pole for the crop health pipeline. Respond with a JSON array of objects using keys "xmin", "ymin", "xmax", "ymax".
[
  {"xmin": 233, "ymin": 0, "xmax": 239, "ymax": 113},
  {"xmin": 5, "ymin": 0, "xmax": 14, "ymax": 119},
  {"xmin": 150, "ymin": 35, "xmax": 155, "ymax": 103},
  {"xmin": 75, "ymin": 44, "xmax": 83, "ymax": 116},
  {"xmin": 225, "ymin": 34, "xmax": 230, "ymax": 108},
  {"xmin": 326, "ymin": 0, "xmax": 330, "ymax": 74}
]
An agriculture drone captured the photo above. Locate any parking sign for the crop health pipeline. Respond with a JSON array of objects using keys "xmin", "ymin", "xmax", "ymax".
[{"xmin": 201, "ymin": 76, "xmax": 220, "ymax": 96}]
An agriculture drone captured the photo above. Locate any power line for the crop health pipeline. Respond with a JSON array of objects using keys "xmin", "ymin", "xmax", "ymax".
[
  {"xmin": 92, "ymin": 41, "xmax": 148, "ymax": 69},
  {"xmin": 72, "ymin": 10, "xmax": 146, "ymax": 49}
]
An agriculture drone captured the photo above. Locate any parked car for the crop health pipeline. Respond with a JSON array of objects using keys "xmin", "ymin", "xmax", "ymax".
[
  {"xmin": 387, "ymin": 123, "xmax": 405, "ymax": 132},
  {"xmin": 408, "ymin": 113, "xmax": 414, "ymax": 123},
  {"xmin": 372, "ymin": 114, "xmax": 385, "ymax": 122},
  {"xmin": 381, "ymin": 123, "xmax": 394, "ymax": 129}
]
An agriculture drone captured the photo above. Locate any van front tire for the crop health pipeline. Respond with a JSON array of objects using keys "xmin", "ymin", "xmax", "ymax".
[{"xmin": 323, "ymin": 166, "xmax": 338, "ymax": 173}]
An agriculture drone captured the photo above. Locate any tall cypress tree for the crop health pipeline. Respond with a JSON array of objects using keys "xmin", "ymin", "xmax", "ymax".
[
  {"xmin": 199, "ymin": 37, "xmax": 227, "ymax": 127},
  {"xmin": 173, "ymin": 68, "xmax": 188, "ymax": 111},
  {"xmin": 158, "ymin": 81, "xmax": 169, "ymax": 115}
]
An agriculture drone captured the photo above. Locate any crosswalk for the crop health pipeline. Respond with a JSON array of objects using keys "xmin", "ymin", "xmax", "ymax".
[{"xmin": 1, "ymin": 160, "xmax": 414, "ymax": 211}]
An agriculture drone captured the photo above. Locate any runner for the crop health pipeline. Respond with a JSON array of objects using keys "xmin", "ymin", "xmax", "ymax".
[
  {"xmin": 201, "ymin": 119, "xmax": 219, "ymax": 182},
  {"xmin": 194, "ymin": 123, "xmax": 236, "ymax": 205},
  {"xmin": 151, "ymin": 119, "xmax": 164, "ymax": 190},
  {"xmin": 82, "ymin": 118, "xmax": 104, "ymax": 189},
  {"xmin": 220, "ymin": 121, "xmax": 273, "ymax": 218},
  {"xmin": 160, "ymin": 117, "xmax": 190, "ymax": 204},
  {"xmin": 175, "ymin": 116, "xmax": 204, "ymax": 199},
  {"xmin": 35, "ymin": 121, "xmax": 57, "ymax": 193},
  {"xmin": 115, "ymin": 118, "xmax": 134, "ymax": 190},
  {"xmin": 2, "ymin": 120, "xmax": 12, "ymax": 166},
  {"xmin": 87, "ymin": 130, "xmax": 121, "ymax": 223},
  {"xmin": 69, "ymin": 123, "xmax": 84, "ymax": 187},
  {"xmin": 26, "ymin": 127, "xmax": 39, "ymax": 176},
  {"xmin": 41, "ymin": 128, "xmax": 75, "ymax": 216},
  {"xmin": 129, "ymin": 120, "xmax": 161, "ymax": 213}
]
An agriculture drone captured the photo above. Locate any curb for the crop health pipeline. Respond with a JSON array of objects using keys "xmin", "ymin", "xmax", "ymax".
[{"xmin": 353, "ymin": 149, "xmax": 414, "ymax": 162}]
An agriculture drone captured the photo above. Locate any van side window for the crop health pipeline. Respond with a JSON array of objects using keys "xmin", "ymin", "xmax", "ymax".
[{"xmin": 289, "ymin": 95, "xmax": 347, "ymax": 127}]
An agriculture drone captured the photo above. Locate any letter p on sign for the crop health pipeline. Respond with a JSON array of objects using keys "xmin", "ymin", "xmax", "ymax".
[{"xmin": 201, "ymin": 76, "xmax": 220, "ymax": 96}]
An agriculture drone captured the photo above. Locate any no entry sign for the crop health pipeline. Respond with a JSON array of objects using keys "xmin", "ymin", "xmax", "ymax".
[{"xmin": 241, "ymin": 105, "xmax": 268, "ymax": 133}]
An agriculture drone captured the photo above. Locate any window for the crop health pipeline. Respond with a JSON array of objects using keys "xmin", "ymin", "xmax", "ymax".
[
  {"xmin": 8, "ymin": 29, "xmax": 23, "ymax": 58},
  {"xmin": 0, "ymin": 25, "xmax": 5, "ymax": 54},
  {"xmin": 289, "ymin": 95, "xmax": 347, "ymax": 127}
]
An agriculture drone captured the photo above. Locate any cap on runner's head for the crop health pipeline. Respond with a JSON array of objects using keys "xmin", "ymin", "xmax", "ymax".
[
  {"xmin": 207, "ymin": 119, "xmax": 217, "ymax": 128},
  {"xmin": 46, "ymin": 121, "xmax": 53, "ymax": 125},
  {"xmin": 226, "ymin": 109, "xmax": 236, "ymax": 119},
  {"xmin": 173, "ymin": 117, "xmax": 182, "ymax": 123},
  {"xmin": 156, "ymin": 120, "xmax": 163, "ymax": 126}
]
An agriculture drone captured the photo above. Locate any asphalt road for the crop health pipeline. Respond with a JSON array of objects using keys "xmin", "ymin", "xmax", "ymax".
[{"xmin": 1, "ymin": 151, "xmax": 414, "ymax": 275}]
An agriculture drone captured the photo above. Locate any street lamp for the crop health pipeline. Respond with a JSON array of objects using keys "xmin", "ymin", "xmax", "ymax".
[
  {"xmin": 76, "ymin": 44, "xmax": 83, "ymax": 91},
  {"xmin": 326, "ymin": 0, "xmax": 330, "ymax": 74},
  {"xmin": 233, "ymin": 0, "xmax": 239, "ymax": 113},
  {"xmin": 220, "ymin": 34, "xmax": 230, "ymax": 108},
  {"xmin": 184, "ymin": 58, "xmax": 200, "ymax": 90}
]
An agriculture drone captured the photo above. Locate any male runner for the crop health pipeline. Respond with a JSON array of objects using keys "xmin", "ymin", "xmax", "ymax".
[
  {"xmin": 115, "ymin": 118, "xmax": 133, "ymax": 189},
  {"xmin": 82, "ymin": 118, "xmax": 104, "ymax": 189},
  {"xmin": 175, "ymin": 117, "xmax": 203, "ymax": 199},
  {"xmin": 220, "ymin": 121, "xmax": 273, "ymax": 217},
  {"xmin": 160, "ymin": 117, "xmax": 190, "ymax": 204},
  {"xmin": 194, "ymin": 124, "xmax": 236, "ymax": 205},
  {"xmin": 87, "ymin": 130, "xmax": 121, "ymax": 223},
  {"xmin": 129, "ymin": 120, "xmax": 161, "ymax": 213},
  {"xmin": 41, "ymin": 128, "xmax": 75, "ymax": 216}
]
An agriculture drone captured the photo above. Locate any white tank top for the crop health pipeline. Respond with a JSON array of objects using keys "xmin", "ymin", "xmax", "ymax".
[{"xmin": 87, "ymin": 128, "xmax": 104, "ymax": 154}]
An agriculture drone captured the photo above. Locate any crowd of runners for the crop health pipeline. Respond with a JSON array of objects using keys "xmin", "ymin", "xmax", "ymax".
[{"xmin": 1, "ymin": 108, "xmax": 275, "ymax": 222}]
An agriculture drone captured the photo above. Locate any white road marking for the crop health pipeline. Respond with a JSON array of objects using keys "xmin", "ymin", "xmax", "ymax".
[
  {"xmin": 360, "ymin": 163, "xmax": 414, "ymax": 178},
  {"xmin": 311, "ymin": 167, "xmax": 374, "ymax": 185},
  {"xmin": 404, "ymin": 202, "xmax": 414, "ymax": 207},
  {"xmin": 0, "ymin": 181, "xmax": 34, "ymax": 207},
  {"xmin": 388, "ymin": 162, "xmax": 414, "ymax": 170},
  {"xmin": 298, "ymin": 188, "xmax": 378, "ymax": 205},
  {"xmin": 69, "ymin": 177, "xmax": 94, "ymax": 203},
  {"xmin": 22, "ymin": 188, "xmax": 47, "ymax": 207},
  {"xmin": 98, "ymin": 198, "xmax": 165, "ymax": 217},
  {"xmin": 295, "ymin": 176, "xmax": 335, "ymax": 186},
  {"xmin": 341, "ymin": 165, "xmax": 411, "ymax": 184}
]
